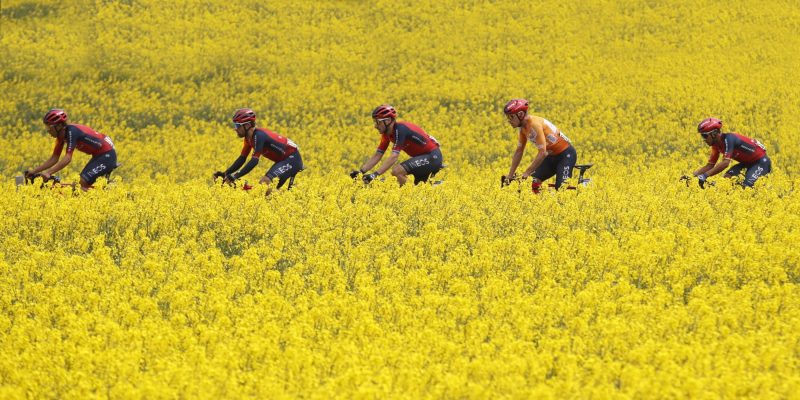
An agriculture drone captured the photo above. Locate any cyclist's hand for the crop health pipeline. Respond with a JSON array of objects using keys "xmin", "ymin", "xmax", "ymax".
[
  {"xmin": 40, "ymin": 172, "xmax": 51, "ymax": 181},
  {"xmin": 349, "ymin": 170, "xmax": 362, "ymax": 179},
  {"xmin": 223, "ymin": 173, "xmax": 238, "ymax": 185},
  {"xmin": 697, "ymin": 173, "xmax": 707, "ymax": 189},
  {"xmin": 362, "ymin": 172, "xmax": 378, "ymax": 184},
  {"xmin": 520, "ymin": 172, "xmax": 531, "ymax": 180},
  {"xmin": 213, "ymin": 171, "xmax": 226, "ymax": 180},
  {"xmin": 24, "ymin": 170, "xmax": 35, "ymax": 179}
]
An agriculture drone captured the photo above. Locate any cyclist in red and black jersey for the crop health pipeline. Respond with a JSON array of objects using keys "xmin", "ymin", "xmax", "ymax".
[
  {"xmin": 351, "ymin": 104, "xmax": 443, "ymax": 186},
  {"xmin": 216, "ymin": 108, "xmax": 303, "ymax": 194},
  {"xmin": 691, "ymin": 118, "xmax": 771, "ymax": 188},
  {"xmin": 25, "ymin": 109, "xmax": 118, "ymax": 191}
]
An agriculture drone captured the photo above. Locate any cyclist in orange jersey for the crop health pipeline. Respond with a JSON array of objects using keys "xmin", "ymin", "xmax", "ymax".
[{"xmin": 503, "ymin": 99, "xmax": 577, "ymax": 193}]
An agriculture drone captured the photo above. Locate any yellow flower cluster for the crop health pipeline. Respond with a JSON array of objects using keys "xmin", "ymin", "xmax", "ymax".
[{"xmin": 2, "ymin": 0, "xmax": 800, "ymax": 398}]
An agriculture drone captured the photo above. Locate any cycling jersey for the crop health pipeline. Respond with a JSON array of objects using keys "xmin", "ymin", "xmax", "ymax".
[
  {"xmin": 240, "ymin": 128, "xmax": 298, "ymax": 162},
  {"xmin": 52, "ymin": 124, "xmax": 114, "ymax": 156},
  {"xmin": 518, "ymin": 115, "xmax": 570, "ymax": 156},
  {"xmin": 708, "ymin": 133, "xmax": 767, "ymax": 164},
  {"xmin": 377, "ymin": 122, "xmax": 440, "ymax": 157}
]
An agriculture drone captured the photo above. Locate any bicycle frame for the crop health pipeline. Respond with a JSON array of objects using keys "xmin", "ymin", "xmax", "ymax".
[
  {"xmin": 502, "ymin": 163, "xmax": 594, "ymax": 192},
  {"xmin": 23, "ymin": 173, "xmax": 76, "ymax": 191}
]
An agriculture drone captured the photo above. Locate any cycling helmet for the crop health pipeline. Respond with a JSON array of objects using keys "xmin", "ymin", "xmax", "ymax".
[
  {"xmin": 697, "ymin": 118, "xmax": 722, "ymax": 134},
  {"xmin": 504, "ymin": 99, "xmax": 529, "ymax": 115},
  {"xmin": 43, "ymin": 109, "xmax": 68, "ymax": 126},
  {"xmin": 372, "ymin": 104, "xmax": 397, "ymax": 120},
  {"xmin": 232, "ymin": 108, "xmax": 257, "ymax": 124}
]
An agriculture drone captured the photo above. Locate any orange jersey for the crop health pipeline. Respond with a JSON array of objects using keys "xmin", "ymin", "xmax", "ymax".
[{"xmin": 518, "ymin": 115, "xmax": 571, "ymax": 155}]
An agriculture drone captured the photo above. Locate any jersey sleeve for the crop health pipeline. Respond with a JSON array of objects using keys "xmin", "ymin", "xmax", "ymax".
[
  {"xmin": 64, "ymin": 126, "xmax": 78, "ymax": 154},
  {"xmin": 708, "ymin": 147, "xmax": 720, "ymax": 164},
  {"xmin": 391, "ymin": 126, "xmax": 408, "ymax": 153},
  {"xmin": 517, "ymin": 130, "xmax": 527, "ymax": 145},
  {"xmin": 251, "ymin": 131, "xmax": 267, "ymax": 158},
  {"xmin": 240, "ymin": 138, "xmax": 253, "ymax": 157},
  {"xmin": 723, "ymin": 135, "xmax": 735, "ymax": 159},
  {"xmin": 376, "ymin": 134, "xmax": 390, "ymax": 153},
  {"xmin": 52, "ymin": 138, "xmax": 64, "ymax": 157},
  {"xmin": 528, "ymin": 120, "xmax": 547, "ymax": 150}
]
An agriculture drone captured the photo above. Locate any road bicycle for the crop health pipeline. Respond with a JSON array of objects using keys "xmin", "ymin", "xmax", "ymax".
[
  {"xmin": 18, "ymin": 172, "xmax": 77, "ymax": 191},
  {"xmin": 501, "ymin": 163, "xmax": 594, "ymax": 192},
  {"xmin": 213, "ymin": 170, "xmax": 300, "ymax": 196},
  {"xmin": 350, "ymin": 164, "xmax": 447, "ymax": 186}
]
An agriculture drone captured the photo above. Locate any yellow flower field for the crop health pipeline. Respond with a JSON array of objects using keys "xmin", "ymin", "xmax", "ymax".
[{"xmin": 1, "ymin": 0, "xmax": 799, "ymax": 398}]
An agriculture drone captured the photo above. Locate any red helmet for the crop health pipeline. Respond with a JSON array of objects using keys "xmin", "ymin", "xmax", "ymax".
[
  {"xmin": 232, "ymin": 108, "xmax": 256, "ymax": 124},
  {"xmin": 697, "ymin": 118, "xmax": 722, "ymax": 133},
  {"xmin": 372, "ymin": 104, "xmax": 397, "ymax": 120},
  {"xmin": 504, "ymin": 99, "xmax": 529, "ymax": 115},
  {"xmin": 43, "ymin": 109, "xmax": 68, "ymax": 126}
]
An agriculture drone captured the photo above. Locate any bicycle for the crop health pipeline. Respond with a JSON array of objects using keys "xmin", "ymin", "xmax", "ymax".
[
  {"xmin": 20, "ymin": 172, "xmax": 77, "ymax": 191},
  {"xmin": 501, "ymin": 163, "xmax": 595, "ymax": 192},
  {"xmin": 213, "ymin": 170, "xmax": 301, "ymax": 196},
  {"xmin": 350, "ymin": 163, "xmax": 447, "ymax": 186},
  {"xmin": 680, "ymin": 174, "xmax": 717, "ymax": 189}
]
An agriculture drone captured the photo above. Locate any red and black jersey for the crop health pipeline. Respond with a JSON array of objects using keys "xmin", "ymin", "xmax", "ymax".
[
  {"xmin": 240, "ymin": 128, "xmax": 298, "ymax": 162},
  {"xmin": 377, "ymin": 122, "xmax": 440, "ymax": 157},
  {"xmin": 52, "ymin": 124, "xmax": 114, "ymax": 156},
  {"xmin": 708, "ymin": 133, "xmax": 766, "ymax": 164}
]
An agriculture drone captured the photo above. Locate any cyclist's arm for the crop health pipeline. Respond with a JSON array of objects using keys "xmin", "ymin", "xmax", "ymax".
[
  {"xmin": 521, "ymin": 124, "xmax": 548, "ymax": 178},
  {"xmin": 507, "ymin": 133, "xmax": 527, "ymax": 177},
  {"xmin": 695, "ymin": 141, "xmax": 730, "ymax": 177},
  {"xmin": 225, "ymin": 139, "xmax": 253, "ymax": 177},
  {"xmin": 232, "ymin": 157, "xmax": 260, "ymax": 179},
  {"xmin": 693, "ymin": 164, "xmax": 713, "ymax": 176},
  {"xmin": 231, "ymin": 132, "xmax": 271, "ymax": 179},
  {"xmin": 44, "ymin": 152, "xmax": 73, "ymax": 175},
  {"xmin": 224, "ymin": 155, "xmax": 247, "ymax": 176},
  {"xmin": 374, "ymin": 128, "xmax": 408, "ymax": 175},
  {"xmin": 360, "ymin": 152, "xmax": 383, "ymax": 173},
  {"xmin": 703, "ymin": 158, "xmax": 731, "ymax": 177},
  {"xmin": 375, "ymin": 151, "xmax": 400, "ymax": 175},
  {"xmin": 30, "ymin": 156, "xmax": 59, "ymax": 174},
  {"xmin": 362, "ymin": 134, "xmax": 392, "ymax": 173},
  {"xmin": 30, "ymin": 139, "xmax": 64, "ymax": 174}
]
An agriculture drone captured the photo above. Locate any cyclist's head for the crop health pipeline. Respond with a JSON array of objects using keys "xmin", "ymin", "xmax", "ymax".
[
  {"xmin": 232, "ymin": 108, "xmax": 256, "ymax": 135},
  {"xmin": 372, "ymin": 104, "xmax": 397, "ymax": 133},
  {"xmin": 372, "ymin": 104, "xmax": 397, "ymax": 120},
  {"xmin": 504, "ymin": 99, "xmax": 529, "ymax": 127},
  {"xmin": 43, "ymin": 108, "xmax": 68, "ymax": 126},
  {"xmin": 697, "ymin": 118, "xmax": 722, "ymax": 135},
  {"xmin": 697, "ymin": 118, "xmax": 722, "ymax": 143},
  {"xmin": 43, "ymin": 109, "xmax": 68, "ymax": 136}
]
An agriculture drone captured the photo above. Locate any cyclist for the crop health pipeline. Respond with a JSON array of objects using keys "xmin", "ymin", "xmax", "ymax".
[
  {"xmin": 25, "ymin": 109, "xmax": 117, "ymax": 191},
  {"xmin": 691, "ymin": 118, "xmax": 771, "ymax": 188},
  {"xmin": 216, "ymin": 108, "xmax": 303, "ymax": 194},
  {"xmin": 350, "ymin": 104, "xmax": 443, "ymax": 186},
  {"xmin": 502, "ymin": 99, "xmax": 577, "ymax": 193}
]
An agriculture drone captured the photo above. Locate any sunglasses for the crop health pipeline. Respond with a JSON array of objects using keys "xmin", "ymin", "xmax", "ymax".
[
  {"xmin": 374, "ymin": 118, "xmax": 391, "ymax": 126},
  {"xmin": 232, "ymin": 122, "xmax": 248, "ymax": 129}
]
